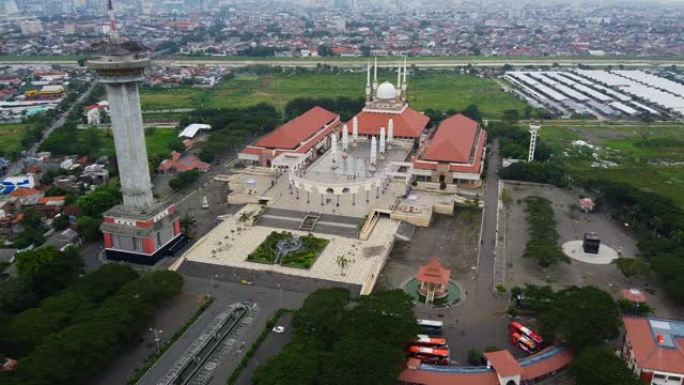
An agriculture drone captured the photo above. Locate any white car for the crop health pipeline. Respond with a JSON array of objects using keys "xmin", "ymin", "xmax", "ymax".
[{"xmin": 272, "ymin": 326, "xmax": 285, "ymax": 334}]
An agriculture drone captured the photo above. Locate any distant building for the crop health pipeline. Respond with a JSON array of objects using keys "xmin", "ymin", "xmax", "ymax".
[
  {"xmin": 19, "ymin": 19, "xmax": 43, "ymax": 36},
  {"xmin": 157, "ymin": 151, "xmax": 210, "ymax": 173},
  {"xmin": 622, "ymin": 317, "xmax": 684, "ymax": 384}
]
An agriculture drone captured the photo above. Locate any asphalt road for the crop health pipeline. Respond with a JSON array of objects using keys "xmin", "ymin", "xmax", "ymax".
[
  {"xmin": 135, "ymin": 277, "xmax": 307, "ymax": 385},
  {"xmin": 4, "ymin": 58, "xmax": 684, "ymax": 68}
]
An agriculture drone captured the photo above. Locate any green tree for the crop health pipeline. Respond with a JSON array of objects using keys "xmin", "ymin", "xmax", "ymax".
[
  {"xmin": 344, "ymin": 290, "xmax": 418, "ymax": 347},
  {"xmin": 539, "ymin": 286, "xmax": 619, "ymax": 353},
  {"xmin": 253, "ymin": 337, "xmax": 323, "ymax": 385},
  {"xmin": 76, "ymin": 186, "xmax": 122, "ymax": 217},
  {"xmin": 503, "ymin": 109, "xmax": 520, "ymax": 124},
  {"xmin": 322, "ymin": 333, "xmax": 404, "ymax": 385},
  {"xmin": 570, "ymin": 347, "xmax": 642, "ymax": 385},
  {"xmin": 168, "ymin": 170, "xmax": 202, "ymax": 191},
  {"xmin": 77, "ymin": 215, "xmax": 103, "ymax": 241},
  {"xmin": 293, "ymin": 287, "xmax": 350, "ymax": 347},
  {"xmin": 462, "ymin": 104, "xmax": 482, "ymax": 122},
  {"xmin": 0, "ymin": 277, "xmax": 37, "ymax": 313},
  {"xmin": 15, "ymin": 246, "xmax": 84, "ymax": 298}
]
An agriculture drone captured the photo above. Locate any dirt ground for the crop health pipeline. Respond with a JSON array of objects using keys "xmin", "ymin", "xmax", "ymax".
[{"xmin": 503, "ymin": 182, "xmax": 684, "ymax": 320}]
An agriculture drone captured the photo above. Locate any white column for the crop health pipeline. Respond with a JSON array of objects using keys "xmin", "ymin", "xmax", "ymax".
[
  {"xmin": 387, "ymin": 119, "xmax": 394, "ymax": 144},
  {"xmin": 331, "ymin": 133, "xmax": 338, "ymax": 167},
  {"xmin": 370, "ymin": 136, "xmax": 377, "ymax": 166},
  {"xmin": 402, "ymin": 56, "xmax": 408, "ymax": 101},
  {"xmin": 342, "ymin": 124, "xmax": 349, "ymax": 152},
  {"xmin": 379, "ymin": 127, "xmax": 386, "ymax": 155},
  {"xmin": 528, "ymin": 123, "xmax": 541, "ymax": 162},
  {"xmin": 397, "ymin": 61, "xmax": 402, "ymax": 90},
  {"xmin": 372, "ymin": 57, "xmax": 378, "ymax": 92},
  {"xmin": 365, "ymin": 61, "xmax": 371, "ymax": 104},
  {"xmin": 106, "ymin": 82, "xmax": 154, "ymax": 210},
  {"xmin": 352, "ymin": 116, "xmax": 359, "ymax": 143}
]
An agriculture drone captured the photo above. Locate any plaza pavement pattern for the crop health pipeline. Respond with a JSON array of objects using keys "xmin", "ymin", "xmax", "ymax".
[{"xmin": 173, "ymin": 206, "xmax": 399, "ymax": 294}]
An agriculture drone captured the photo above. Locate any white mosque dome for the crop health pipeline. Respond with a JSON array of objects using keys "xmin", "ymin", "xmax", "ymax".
[{"xmin": 376, "ymin": 81, "xmax": 397, "ymax": 100}]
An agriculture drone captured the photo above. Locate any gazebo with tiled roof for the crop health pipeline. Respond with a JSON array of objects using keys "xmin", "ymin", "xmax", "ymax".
[{"xmin": 416, "ymin": 257, "xmax": 451, "ymax": 305}]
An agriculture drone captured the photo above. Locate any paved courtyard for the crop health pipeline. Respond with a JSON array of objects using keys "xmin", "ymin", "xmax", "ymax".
[{"xmin": 175, "ymin": 205, "xmax": 399, "ymax": 293}]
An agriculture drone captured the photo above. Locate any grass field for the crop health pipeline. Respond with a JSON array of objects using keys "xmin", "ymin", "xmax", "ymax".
[
  {"xmin": 140, "ymin": 87, "xmax": 204, "ymax": 111},
  {"xmin": 539, "ymin": 121, "xmax": 684, "ymax": 208},
  {"xmin": 140, "ymin": 72, "xmax": 529, "ymax": 119},
  {"xmin": 84, "ymin": 127, "xmax": 178, "ymax": 158},
  {"xmin": 0, "ymin": 124, "xmax": 28, "ymax": 155}
]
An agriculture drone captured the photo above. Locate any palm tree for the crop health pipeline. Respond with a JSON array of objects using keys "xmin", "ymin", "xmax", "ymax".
[{"xmin": 336, "ymin": 255, "xmax": 352, "ymax": 276}]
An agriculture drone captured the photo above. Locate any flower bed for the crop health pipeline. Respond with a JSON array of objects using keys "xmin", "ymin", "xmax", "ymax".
[{"xmin": 247, "ymin": 231, "xmax": 329, "ymax": 269}]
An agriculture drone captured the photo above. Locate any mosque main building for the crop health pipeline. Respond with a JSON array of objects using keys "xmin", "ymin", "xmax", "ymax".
[{"xmin": 239, "ymin": 59, "xmax": 487, "ymax": 189}]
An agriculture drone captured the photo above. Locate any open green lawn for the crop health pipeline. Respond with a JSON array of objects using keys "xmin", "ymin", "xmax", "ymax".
[
  {"xmin": 542, "ymin": 121, "xmax": 684, "ymax": 208},
  {"xmin": 141, "ymin": 72, "xmax": 528, "ymax": 119},
  {"xmin": 139, "ymin": 87, "xmax": 204, "ymax": 111},
  {"xmin": 0, "ymin": 123, "xmax": 28, "ymax": 155},
  {"xmin": 145, "ymin": 128, "xmax": 179, "ymax": 157},
  {"xmin": 83, "ymin": 127, "xmax": 178, "ymax": 158}
]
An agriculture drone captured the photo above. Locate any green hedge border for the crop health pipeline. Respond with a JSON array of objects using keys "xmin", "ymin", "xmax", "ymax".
[
  {"xmin": 126, "ymin": 295, "xmax": 215, "ymax": 385},
  {"xmin": 226, "ymin": 308, "xmax": 292, "ymax": 385}
]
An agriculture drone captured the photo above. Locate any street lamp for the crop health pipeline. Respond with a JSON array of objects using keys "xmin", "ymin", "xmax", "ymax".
[{"xmin": 149, "ymin": 327, "xmax": 162, "ymax": 354}]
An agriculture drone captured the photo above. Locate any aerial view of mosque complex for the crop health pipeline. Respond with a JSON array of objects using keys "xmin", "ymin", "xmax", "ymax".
[{"xmin": 175, "ymin": 58, "xmax": 487, "ymax": 294}]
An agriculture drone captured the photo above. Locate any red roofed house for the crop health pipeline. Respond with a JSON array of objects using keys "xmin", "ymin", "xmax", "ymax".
[
  {"xmin": 35, "ymin": 196, "xmax": 66, "ymax": 217},
  {"xmin": 411, "ymin": 114, "xmax": 487, "ymax": 188},
  {"xmin": 9, "ymin": 188, "xmax": 44, "ymax": 207},
  {"xmin": 238, "ymin": 106, "xmax": 341, "ymax": 169},
  {"xmin": 157, "ymin": 151, "xmax": 211, "ymax": 173},
  {"xmin": 347, "ymin": 59, "xmax": 429, "ymax": 141},
  {"xmin": 622, "ymin": 317, "xmax": 684, "ymax": 384}
]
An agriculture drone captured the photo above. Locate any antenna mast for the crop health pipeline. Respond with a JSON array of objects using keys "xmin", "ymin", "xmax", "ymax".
[{"xmin": 108, "ymin": 0, "xmax": 120, "ymax": 43}]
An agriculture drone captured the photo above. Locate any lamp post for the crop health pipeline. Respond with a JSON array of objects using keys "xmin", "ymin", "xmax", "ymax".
[{"xmin": 149, "ymin": 327, "xmax": 162, "ymax": 354}]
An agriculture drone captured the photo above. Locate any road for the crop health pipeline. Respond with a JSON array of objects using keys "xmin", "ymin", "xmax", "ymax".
[
  {"xmin": 3, "ymin": 58, "xmax": 684, "ymax": 68},
  {"xmin": 3, "ymin": 83, "xmax": 96, "ymax": 178}
]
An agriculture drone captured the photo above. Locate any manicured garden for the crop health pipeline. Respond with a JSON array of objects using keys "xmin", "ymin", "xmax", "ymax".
[{"xmin": 247, "ymin": 231, "xmax": 329, "ymax": 269}]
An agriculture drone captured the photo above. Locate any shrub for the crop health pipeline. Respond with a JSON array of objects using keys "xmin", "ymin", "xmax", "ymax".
[{"xmin": 169, "ymin": 170, "xmax": 202, "ymax": 191}]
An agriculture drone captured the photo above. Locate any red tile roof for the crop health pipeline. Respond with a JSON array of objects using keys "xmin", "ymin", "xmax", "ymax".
[
  {"xmin": 350, "ymin": 107, "xmax": 429, "ymax": 138},
  {"xmin": 623, "ymin": 317, "xmax": 684, "ymax": 374},
  {"xmin": 413, "ymin": 127, "xmax": 487, "ymax": 175},
  {"xmin": 37, "ymin": 196, "xmax": 66, "ymax": 205},
  {"xmin": 416, "ymin": 258, "xmax": 451, "ymax": 286},
  {"xmin": 10, "ymin": 188, "xmax": 41, "ymax": 198},
  {"xmin": 484, "ymin": 351, "xmax": 522, "ymax": 378},
  {"xmin": 157, "ymin": 152, "xmax": 210, "ymax": 173},
  {"xmin": 255, "ymin": 106, "xmax": 338, "ymax": 150},
  {"xmin": 422, "ymin": 114, "xmax": 478, "ymax": 163}
]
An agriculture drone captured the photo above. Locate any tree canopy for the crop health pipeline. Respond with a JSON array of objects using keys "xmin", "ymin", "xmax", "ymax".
[
  {"xmin": 255, "ymin": 289, "xmax": 417, "ymax": 385},
  {"xmin": 539, "ymin": 286, "xmax": 620, "ymax": 353},
  {"xmin": 570, "ymin": 347, "xmax": 642, "ymax": 385},
  {"xmin": 522, "ymin": 196, "xmax": 570, "ymax": 267},
  {"xmin": 15, "ymin": 246, "xmax": 83, "ymax": 298}
]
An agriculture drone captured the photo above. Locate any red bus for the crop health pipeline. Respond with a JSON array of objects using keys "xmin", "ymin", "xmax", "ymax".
[
  {"xmin": 409, "ymin": 345, "xmax": 450, "ymax": 357},
  {"xmin": 510, "ymin": 332, "xmax": 537, "ymax": 355},
  {"xmin": 414, "ymin": 334, "xmax": 447, "ymax": 347},
  {"xmin": 509, "ymin": 321, "xmax": 543, "ymax": 346}
]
